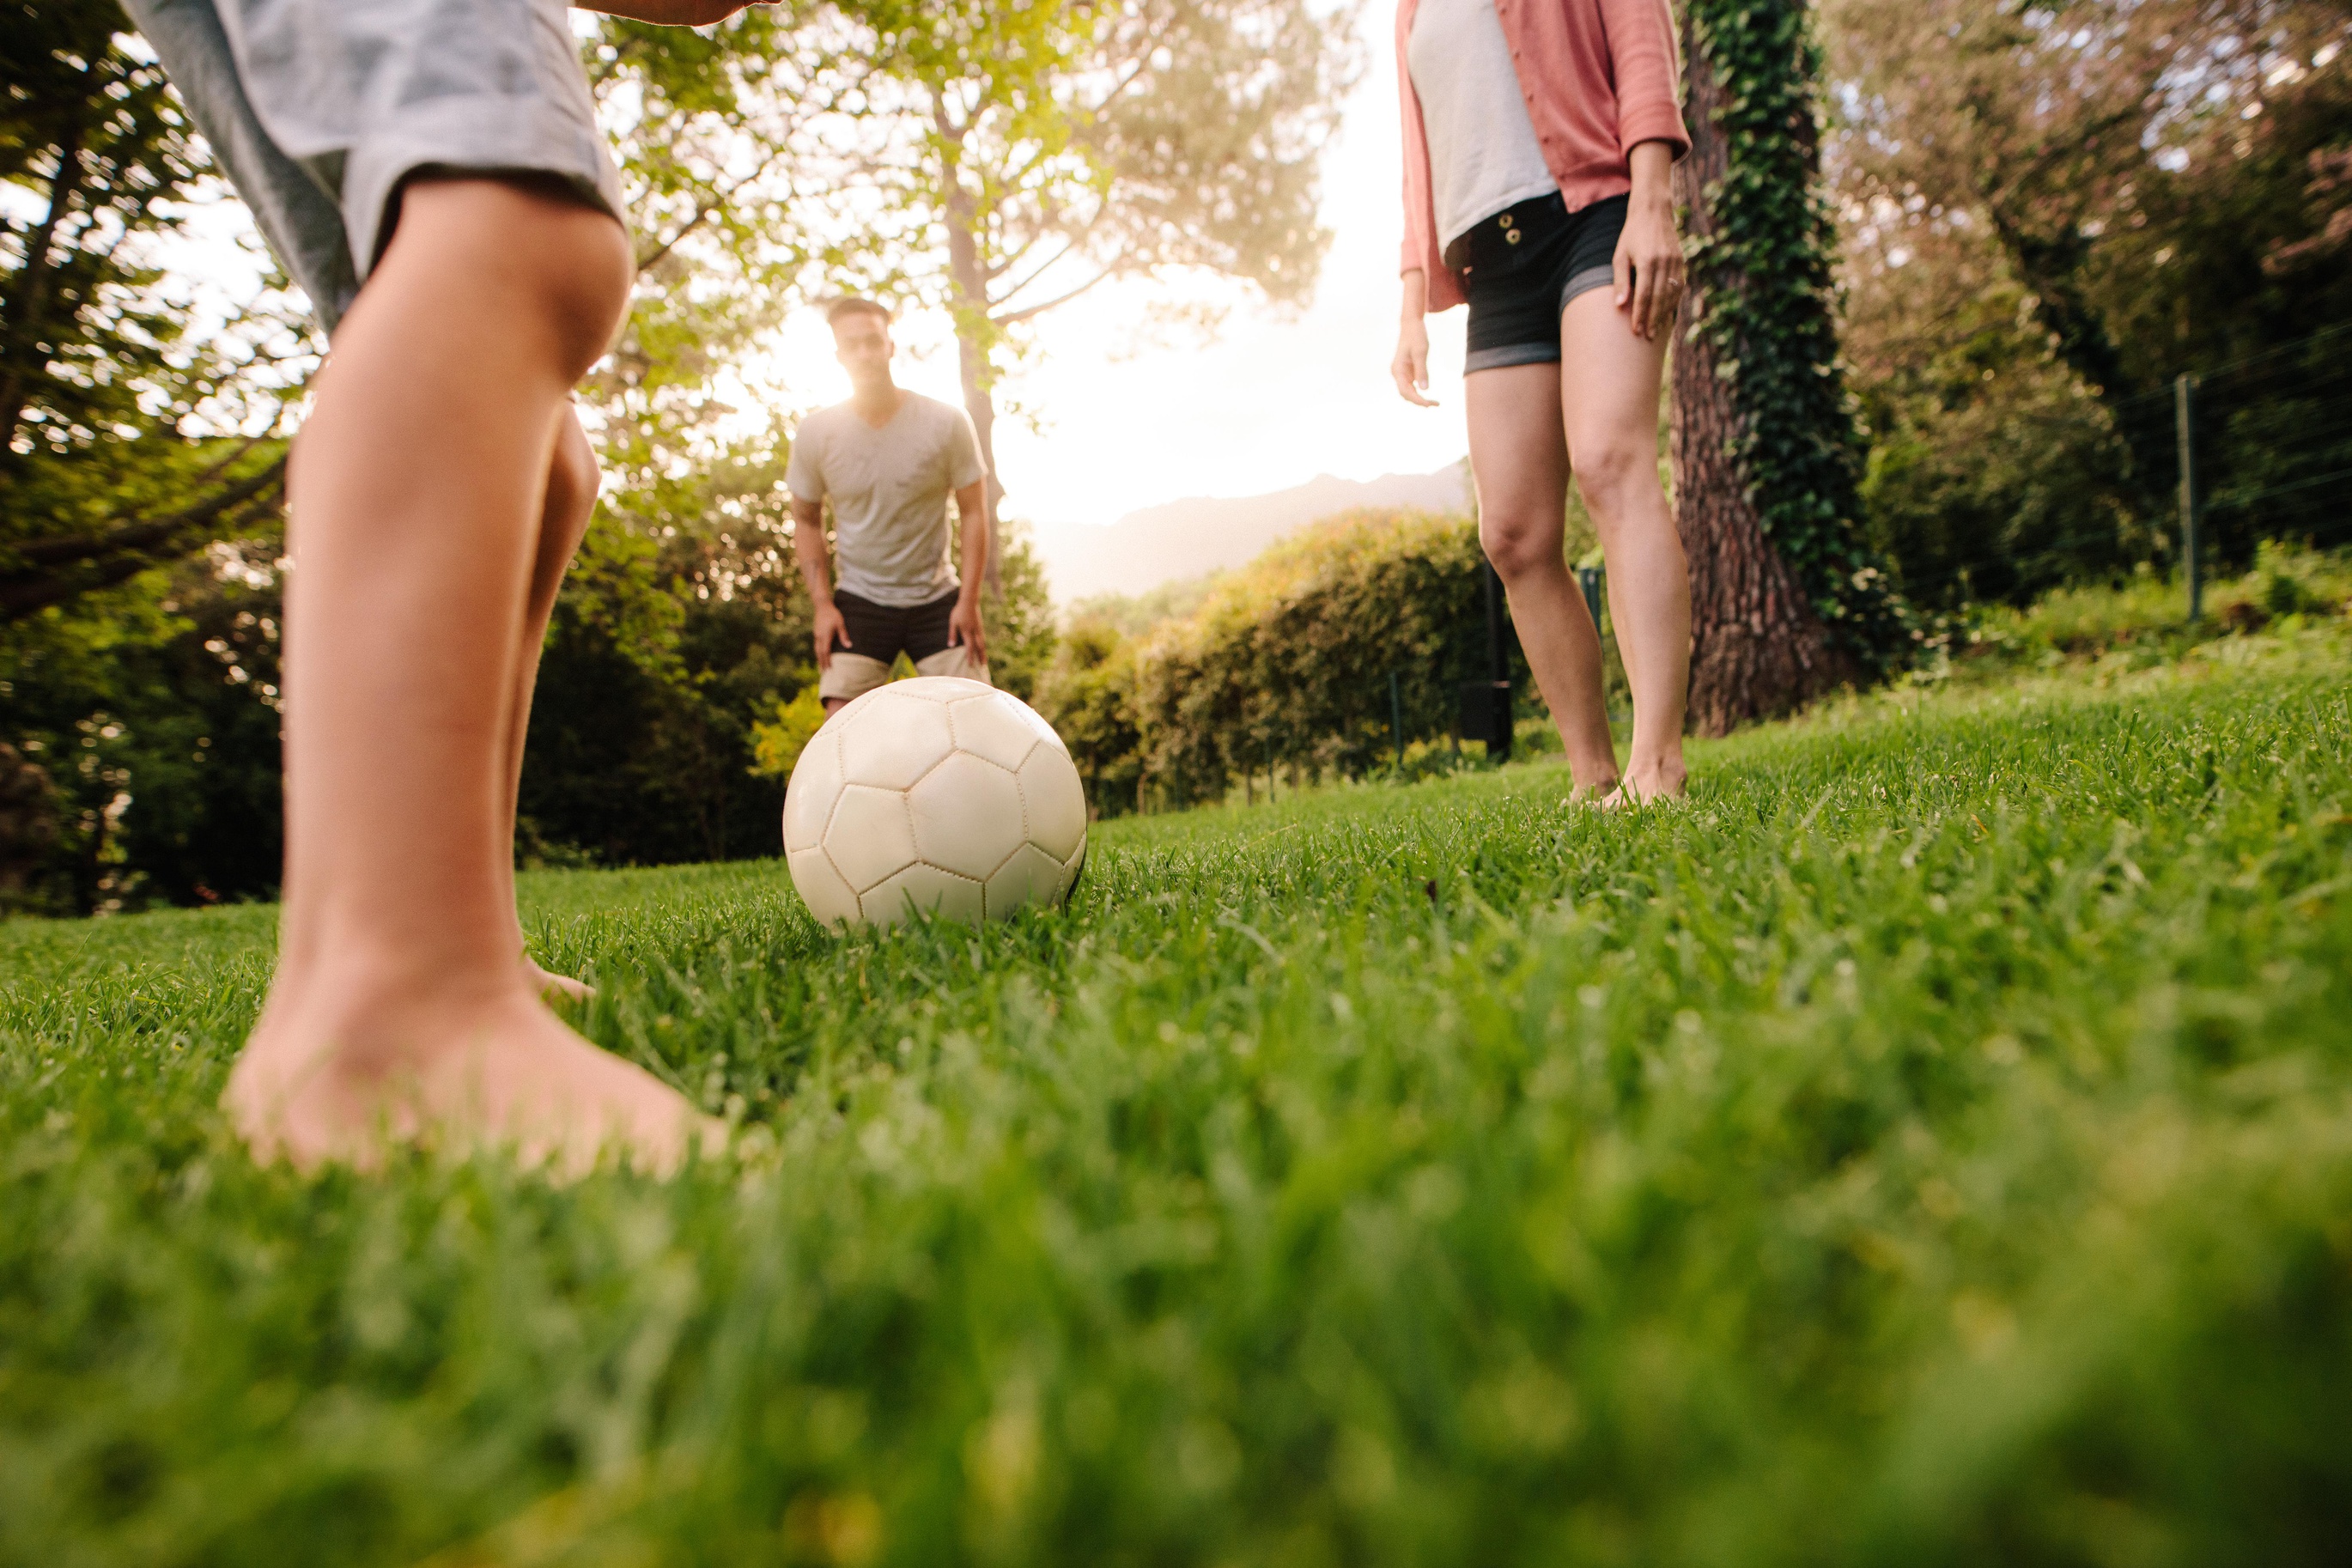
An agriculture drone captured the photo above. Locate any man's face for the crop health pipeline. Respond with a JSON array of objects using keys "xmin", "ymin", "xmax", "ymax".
[{"xmin": 832, "ymin": 311, "xmax": 893, "ymax": 387}]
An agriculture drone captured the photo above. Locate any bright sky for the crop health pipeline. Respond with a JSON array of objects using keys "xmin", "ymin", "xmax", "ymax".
[{"xmin": 760, "ymin": 17, "xmax": 1473, "ymax": 532}]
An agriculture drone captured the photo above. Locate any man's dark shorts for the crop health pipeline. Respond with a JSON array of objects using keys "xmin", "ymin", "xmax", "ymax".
[{"xmin": 820, "ymin": 588, "xmax": 988, "ymax": 702}]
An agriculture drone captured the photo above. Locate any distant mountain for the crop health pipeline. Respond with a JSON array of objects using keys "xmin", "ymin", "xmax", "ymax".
[{"xmin": 1028, "ymin": 462, "xmax": 1471, "ymax": 602}]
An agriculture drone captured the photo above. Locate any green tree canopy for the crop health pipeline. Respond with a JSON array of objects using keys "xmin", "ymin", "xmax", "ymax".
[{"xmin": 1, "ymin": 0, "xmax": 302, "ymax": 623}]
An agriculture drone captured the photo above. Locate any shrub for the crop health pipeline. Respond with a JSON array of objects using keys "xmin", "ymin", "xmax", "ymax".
[{"xmin": 1130, "ymin": 510, "xmax": 1517, "ymax": 807}]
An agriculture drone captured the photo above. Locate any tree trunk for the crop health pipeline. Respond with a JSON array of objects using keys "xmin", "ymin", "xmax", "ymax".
[
  {"xmin": 940, "ymin": 167, "xmax": 1005, "ymax": 592},
  {"xmin": 1671, "ymin": 4, "xmax": 1854, "ymax": 736}
]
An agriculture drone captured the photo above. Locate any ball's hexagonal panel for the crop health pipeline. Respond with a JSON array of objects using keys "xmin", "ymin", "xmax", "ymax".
[
  {"xmin": 894, "ymin": 675, "xmax": 993, "ymax": 704},
  {"xmin": 860, "ymin": 861, "xmax": 984, "ymax": 927},
  {"xmin": 781, "ymin": 726, "xmax": 843, "ymax": 853},
  {"xmin": 945, "ymin": 693, "xmax": 1042, "ymax": 772},
  {"xmin": 1006, "ymin": 690, "xmax": 1069, "ymax": 755},
  {"xmin": 1058, "ymin": 840, "xmax": 1086, "ymax": 902},
  {"xmin": 1018, "ymin": 743, "xmax": 1088, "ymax": 861},
  {"xmin": 907, "ymin": 751, "xmax": 1025, "ymax": 880},
  {"xmin": 836, "ymin": 691, "xmax": 956, "ymax": 791},
  {"xmin": 787, "ymin": 845, "xmax": 860, "ymax": 926},
  {"xmin": 984, "ymin": 842, "xmax": 1067, "ymax": 920},
  {"xmin": 823, "ymin": 784, "xmax": 918, "ymax": 892}
]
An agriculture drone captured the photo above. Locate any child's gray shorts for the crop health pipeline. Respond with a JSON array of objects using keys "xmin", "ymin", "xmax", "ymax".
[{"xmin": 125, "ymin": 0, "xmax": 627, "ymax": 334}]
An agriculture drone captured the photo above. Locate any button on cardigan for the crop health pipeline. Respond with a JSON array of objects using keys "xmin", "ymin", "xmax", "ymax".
[{"xmin": 1397, "ymin": 0, "xmax": 1691, "ymax": 313}]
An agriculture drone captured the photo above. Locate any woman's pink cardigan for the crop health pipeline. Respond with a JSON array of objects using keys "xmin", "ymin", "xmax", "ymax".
[{"xmin": 1397, "ymin": 0, "xmax": 1691, "ymax": 313}]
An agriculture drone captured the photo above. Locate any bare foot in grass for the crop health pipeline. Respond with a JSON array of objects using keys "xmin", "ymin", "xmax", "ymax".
[
  {"xmin": 525, "ymin": 956, "xmax": 595, "ymax": 1002},
  {"xmin": 228, "ymin": 972, "xmax": 712, "ymax": 1178},
  {"xmin": 1601, "ymin": 762, "xmax": 1689, "ymax": 808}
]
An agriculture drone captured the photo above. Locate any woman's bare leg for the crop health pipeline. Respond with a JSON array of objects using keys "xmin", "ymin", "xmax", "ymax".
[
  {"xmin": 505, "ymin": 410, "xmax": 599, "ymax": 1000},
  {"xmin": 1559, "ymin": 288, "xmax": 1690, "ymax": 799},
  {"xmin": 1464, "ymin": 362, "xmax": 1620, "ymax": 793},
  {"xmin": 229, "ymin": 177, "xmax": 704, "ymax": 1175}
]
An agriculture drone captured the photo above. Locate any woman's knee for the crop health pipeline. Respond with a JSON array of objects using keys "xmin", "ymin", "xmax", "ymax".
[
  {"xmin": 1479, "ymin": 513, "xmax": 1565, "ymax": 581},
  {"xmin": 1569, "ymin": 437, "xmax": 1653, "ymax": 514}
]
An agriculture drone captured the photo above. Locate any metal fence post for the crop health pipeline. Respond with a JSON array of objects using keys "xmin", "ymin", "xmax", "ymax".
[
  {"xmin": 2176, "ymin": 373, "xmax": 2200, "ymax": 622},
  {"xmin": 1485, "ymin": 561, "xmax": 1512, "ymax": 763},
  {"xmin": 1389, "ymin": 669, "xmax": 1404, "ymax": 773}
]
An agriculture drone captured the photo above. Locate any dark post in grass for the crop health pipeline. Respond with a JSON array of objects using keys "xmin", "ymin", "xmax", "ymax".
[
  {"xmin": 2176, "ymin": 373, "xmax": 2201, "ymax": 622},
  {"xmin": 1577, "ymin": 564, "xmax": 1605, "ymax": 635},
  {"xmin": 1389, "ymin": 669, "xmax": 1406, "ymax": 773},
  {"xmin": 1484, "ymin": 562, "xmax": 1513, "ymax": 762}
]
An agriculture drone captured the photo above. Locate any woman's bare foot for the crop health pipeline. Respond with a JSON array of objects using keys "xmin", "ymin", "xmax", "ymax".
[
  {"xmin": 228, "ymin": 969, "xmax": 711, "ymax": 1178},
  {"xmin": 1564, "ymin": 775, "xmax": 1623, "ymax": 807},
  {"xmin": 1604, "ymin": 761, "xmax": 1689, "ymax": 807}
]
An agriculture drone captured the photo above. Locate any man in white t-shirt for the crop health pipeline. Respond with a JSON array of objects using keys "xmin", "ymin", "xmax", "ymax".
[{"xmin": 787, "ymin": 298, "xmax": 992, "ymax": 711}]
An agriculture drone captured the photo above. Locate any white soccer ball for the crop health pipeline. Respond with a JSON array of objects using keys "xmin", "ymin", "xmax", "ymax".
[{"xmin": 781, "ymin": 677, "xmax": 1088, "ymax": 927}]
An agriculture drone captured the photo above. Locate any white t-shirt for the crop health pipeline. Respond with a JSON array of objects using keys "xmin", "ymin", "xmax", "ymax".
[
  {"xmin": 1408, "ymin": 0, "xmax": 1559, "ymax": 249},
  {"xmin": 787, "ymin": 392, "xmax": 988, "ymax": 607}
]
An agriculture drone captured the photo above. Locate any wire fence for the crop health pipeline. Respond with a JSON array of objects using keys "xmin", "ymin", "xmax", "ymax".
[{"xmin": 1850, "ymin": 319, "xmax": 2352, "ymax": 614}]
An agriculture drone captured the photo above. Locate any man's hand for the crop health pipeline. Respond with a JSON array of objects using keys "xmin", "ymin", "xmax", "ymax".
[
  {"xmin": 948, "ymin": 592, "xmax": 988, "ymax": 668},
  {"xmin": 811, "ymin": 598, "xmax": 849, "ymax": 672},
  {"xmin": 582, "ymin": 1, "xmax": 769, "ymax": 25}
]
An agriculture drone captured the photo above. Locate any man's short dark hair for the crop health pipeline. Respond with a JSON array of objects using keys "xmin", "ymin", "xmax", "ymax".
[{"xmin": 825, "ymin": 296, "xmax": 893, "ymax": 329}]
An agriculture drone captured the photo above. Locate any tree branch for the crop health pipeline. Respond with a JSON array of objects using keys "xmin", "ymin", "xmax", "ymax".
[
  {"xmin": 992, "ymin": 264, "xmax": 1115, "ymax": 325},
  {"xmin": 0, "ymin": 455, "xmax": 287, "ymax": 623}
]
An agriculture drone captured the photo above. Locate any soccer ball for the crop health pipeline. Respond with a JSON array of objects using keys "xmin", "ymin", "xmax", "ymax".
[{"xmin": 781, "ymin": 677, "xmax": 1088, "ymax": 927}]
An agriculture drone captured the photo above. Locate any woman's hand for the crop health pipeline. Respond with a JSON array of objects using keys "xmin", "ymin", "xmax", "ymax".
[
  {"xmin": 1393, "ymin": 270, "xmax": 1437, "ymax": 406},
  {"xmin": 1392, "ymin": 319, "xmax": 1438, "ymax": 406},
  {"xmin": 1613, "ymin": 141, "xmax": 1687, "ymax": 341}
]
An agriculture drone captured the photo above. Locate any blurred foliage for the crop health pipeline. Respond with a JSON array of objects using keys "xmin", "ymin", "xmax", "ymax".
[
  {"xmin": 1127, "ymin": 509, "xmax": 1519, "ymax": 809},
  {"xmin": 1032, "ymin": 617, "xmax": 1144, "ymax": 817},
  {"xmin": 0, "ymin": 0, "xmax": 307, "ymax": 913},
  {"xmin": 1063, "ymin": 574, "xmax": 1224, "ymax": 640},
  {"xmin": 1826, "ymin": 0, "xmax": 2352, "ymax": 601},
  {"xmin": 750, "ymin": 684, "xmax": 830, "ymax": 781},
  {"xmin": 0, "ymin": 0, "xmax": 305, "ymax": 623}
]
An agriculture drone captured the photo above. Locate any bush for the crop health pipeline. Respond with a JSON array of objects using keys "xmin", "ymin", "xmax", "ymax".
[
  {"xmin": 1032, "ymin": 618, "xmax": 1146, "ymax": 817},
  {"xmin": 1131, "ymin": 510, "xmax": 1519, "ymax": 808}
]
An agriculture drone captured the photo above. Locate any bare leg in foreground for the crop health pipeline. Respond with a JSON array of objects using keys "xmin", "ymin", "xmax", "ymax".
[
  {"xmin": 505, "ymin": 411, "xmax": 599, "ymax": 1000},
  {"xmin": 228, "ymin": 178, "xmax": 706, "ymax": 1174}
]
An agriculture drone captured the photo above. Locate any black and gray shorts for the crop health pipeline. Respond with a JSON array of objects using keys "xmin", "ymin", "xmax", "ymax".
[
  {"xmin": 1448, "ymin": 192, "xmax": 1629, "ymax": 374},
  {"xmin": 819, "ymin": 587, "xmax": 988, "ymax": 702},
  {"xmin": 125, "ymin": 0, "xmax": 625, "ymax": 335}
]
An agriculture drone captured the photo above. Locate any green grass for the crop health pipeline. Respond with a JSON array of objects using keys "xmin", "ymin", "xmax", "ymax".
[{"xmin": 4, "ymin": 620, "xmax": 2350, "ymax": 1568}]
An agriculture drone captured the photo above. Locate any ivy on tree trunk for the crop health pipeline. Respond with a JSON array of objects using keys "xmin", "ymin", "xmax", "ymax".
[{"xmin": 1672, "ymin": 0, "xmax": 1905, "ymax": 735}]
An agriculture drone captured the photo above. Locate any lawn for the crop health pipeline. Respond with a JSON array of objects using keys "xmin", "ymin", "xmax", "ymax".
[{"xmin": 3, "ymin": 617, "xmax": 2349, "ymax": 1568}]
